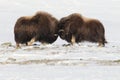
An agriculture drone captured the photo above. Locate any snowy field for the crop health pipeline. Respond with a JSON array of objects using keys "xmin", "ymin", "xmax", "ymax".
[
  {"xmin": 0, "ymin": 0, "xmax": 120, "ymax": 80},
  {"xmin": 0, "ymin": 42, "xmax": 120, "ymax": 80}
]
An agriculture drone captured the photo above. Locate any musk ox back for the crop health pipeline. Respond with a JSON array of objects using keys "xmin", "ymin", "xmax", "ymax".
[
  {"xmin": 58, "ymin": 13, "xmax": 107, "ymax": 46},
  {"xmin": 14, "ymin": 11, "xmax": 58, "ymax": 48}
]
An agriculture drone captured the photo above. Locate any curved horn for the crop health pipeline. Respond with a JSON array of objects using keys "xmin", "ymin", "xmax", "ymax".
[{"xmin": 59, "ymin": 29, "xmax": 64, "ymax": 33}]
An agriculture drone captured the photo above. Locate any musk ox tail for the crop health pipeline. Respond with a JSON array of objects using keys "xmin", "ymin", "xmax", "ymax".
[
  {"xmin": 97, "ymin": 20, "xmax": 107, "ymax": 44},
  {"xmin": 105, "ymin": 40, "xmax": 107, "ymax": 43}
]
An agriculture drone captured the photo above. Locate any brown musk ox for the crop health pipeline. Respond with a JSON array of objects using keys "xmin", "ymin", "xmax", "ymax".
[
  {"xmin": 58, "ymin": 13, "xmax": 107, "ymax": 46},
  {"xmin": 14, "ymin": 11, "xmax": 59, "ymax": 48}
]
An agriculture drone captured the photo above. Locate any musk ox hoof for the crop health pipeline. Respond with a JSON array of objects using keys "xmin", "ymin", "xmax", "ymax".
[
  {"xmin": 15, "ymin": 45, "xmax": 21, "ymax": 49},
  {"xmin": 98, "ymin": 43, "xmax": 105, "ymax": 47},
  {"xmin": 62, "ymin": 44, "xmax": 71, "ymax": 47}
]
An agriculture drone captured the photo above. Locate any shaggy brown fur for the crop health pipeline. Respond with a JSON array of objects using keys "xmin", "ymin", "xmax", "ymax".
[
  {"xmin": 58, "ymin": 13, "xmax": 107, "ymax": 46},
  {"xmin": 14, "ymin": 11, "xmax": 59, "ymax": 48}
]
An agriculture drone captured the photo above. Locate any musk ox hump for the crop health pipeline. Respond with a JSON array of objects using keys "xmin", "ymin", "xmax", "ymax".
[
  {"xmin": 24, "ymin": 16, "xmax": 33, "ymax": 20},
  {"xmin": 82, "ymin": 16, "xmax": 94, "ymax": 22}
]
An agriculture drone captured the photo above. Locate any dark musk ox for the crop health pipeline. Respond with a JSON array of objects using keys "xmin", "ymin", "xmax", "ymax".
[
  {"xmin": 58, "ymin": 13, "xmax": 107, "ymax": 46},
  {"xmin": 14, "ymin": 11, "xmax": 59, "ymax": 48}
]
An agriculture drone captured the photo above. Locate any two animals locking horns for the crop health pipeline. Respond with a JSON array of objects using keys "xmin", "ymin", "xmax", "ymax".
[{"xmin": 14, "ymin": 11, "xmax": 107, "ymax": 48}]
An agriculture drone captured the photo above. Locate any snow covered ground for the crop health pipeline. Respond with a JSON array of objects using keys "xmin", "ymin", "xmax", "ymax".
[
  {"xmin": 0, "ymin": 42, "xmax": 120, "ymax": 80},
  {"xmin": 0, "ymin": 0, "xmax": 120, "ymax": 80}
]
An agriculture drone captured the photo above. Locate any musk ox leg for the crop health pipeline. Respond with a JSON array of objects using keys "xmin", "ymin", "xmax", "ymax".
[
  {"xmin": 16, "ymin": 43, "xmax": 21, "ymax": 49},
  {"xmin": 27, "ymin": 37, "xmax": 36, "ymax": 46},
  {"xmin": 98, "ymin": 42, "xmax": 104, "ymax": 47},
  {"xmin": 98, "ymin": 40, "xmax": 105, "ymax": 47},
  {"xmin": 98, "ymin": 38, "xmax": 105, "ymax": 47},
  {"xmin": 41, "ymin": 42, "xmax": 48, "ymax": 45},
  {"xmin": 71, "ymin": 35, "xmax": 76, "ymax": 45}
]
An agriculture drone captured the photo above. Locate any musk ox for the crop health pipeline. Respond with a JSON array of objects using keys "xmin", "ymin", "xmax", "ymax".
[
  {"xmin": 58, "ymin": 13, "xmax": 107, "ymax": 46},
  {"xmin": 14, "ymin": 11, "xmax": 59, "ymax": 48}
]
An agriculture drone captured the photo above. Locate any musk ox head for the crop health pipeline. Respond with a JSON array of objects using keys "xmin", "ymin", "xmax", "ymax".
[
  {"xmin": 58, "ymin": 13, "xmax": 84, "ymax": 43},
  {"xmin": 58, "ymin": 13, "xmax": 107, "ymax": 46},
  {"xmin": 58, "ymin": 17, "xmax": 71, "ymax": 41}
]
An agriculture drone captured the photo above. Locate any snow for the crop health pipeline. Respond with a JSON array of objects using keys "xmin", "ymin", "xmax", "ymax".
[
  {"xmin": 0, "ymin": 0, "xmax": 120, "ymax": 80},
  {"xmin": 0, "ymin": 42, "xmax": 120, "ymax": 80},
  {"xmin": 0, "ymin": 65, "xmax": 120, "ymax": 80}
]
